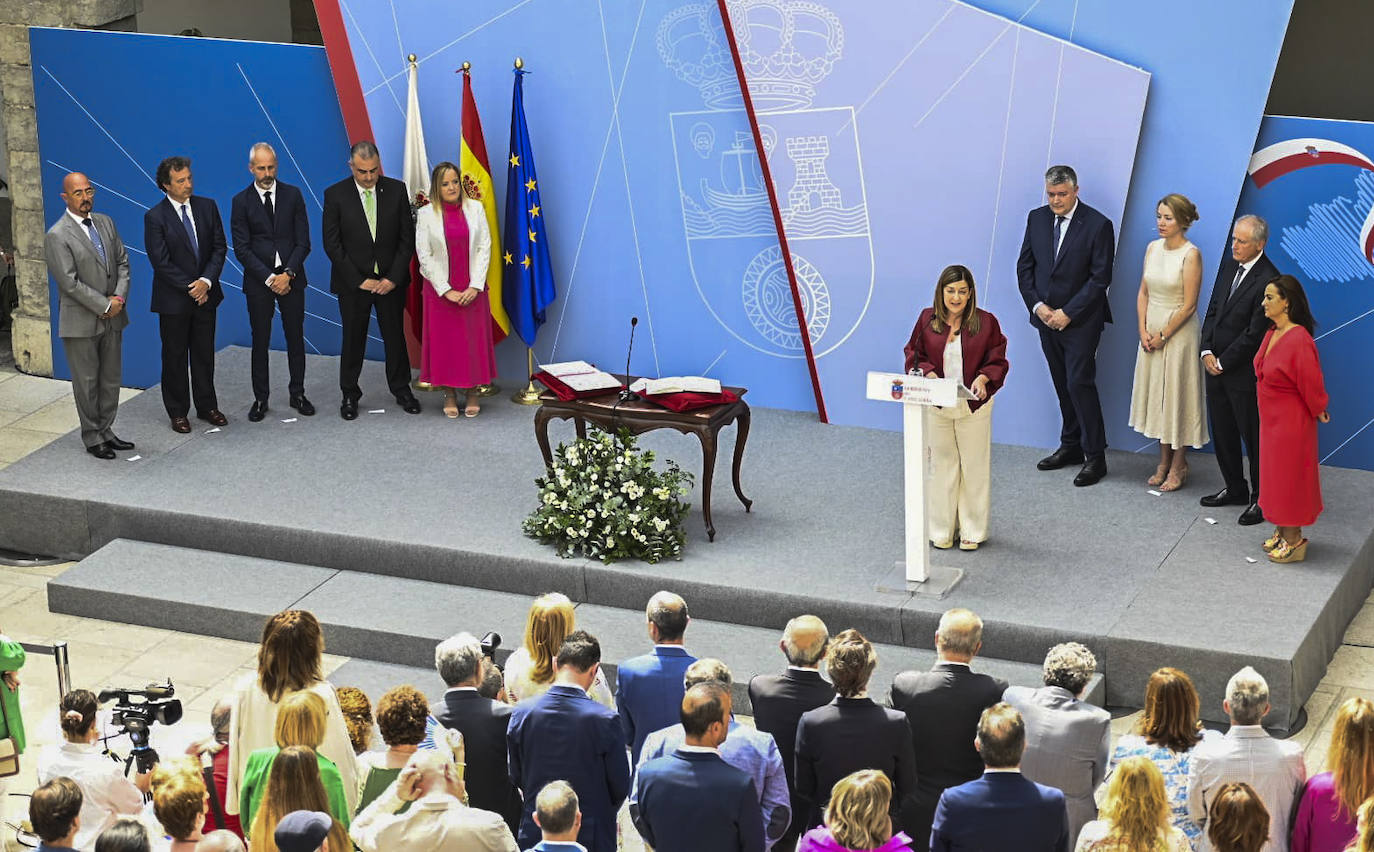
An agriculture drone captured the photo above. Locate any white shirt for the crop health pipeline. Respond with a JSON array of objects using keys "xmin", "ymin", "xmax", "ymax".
[
  {"xmin": 1201, "ymin": 251, "xmax": 1265, "ymax": 369},
  {"xmin": 36, "ymin": 740, "xmax": 144, "ymax": 851},
  {"xmin": 257, "ymin": 182, "xmax": 283, "ymax": 271},
  {"xmin": 942, "ymin": 334, "xmax": 964, "ymax": 386},
  {"xmin": 1186, "ymin": 725, "xmax": 1305, "ymax": 852},
  {"xmin": 351, "ymin": 787, "xmax": 518, "ymax": 852},
  {"xmin": 678, "ymin": 744, "xmax": 721, "ymax": 756}
]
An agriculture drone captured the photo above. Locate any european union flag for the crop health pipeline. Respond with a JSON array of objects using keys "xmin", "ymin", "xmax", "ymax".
[{"xmin": 502, "ymin": 67, "xmax": 556, "ymax": 348}]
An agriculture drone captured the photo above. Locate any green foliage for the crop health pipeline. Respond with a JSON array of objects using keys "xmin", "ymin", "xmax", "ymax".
[{"xmin": 524, "ymin": 428, "xmax": 694, "ymax": 564}]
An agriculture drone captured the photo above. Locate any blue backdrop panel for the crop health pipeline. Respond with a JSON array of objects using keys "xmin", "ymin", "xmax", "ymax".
[
  {"xmin": 31, "ymin": 28, "xmax": 355, "ymax": 389},
  {"xmin": 1234, "ymin": 116, "xmax": 1374, "ymax": 472}
]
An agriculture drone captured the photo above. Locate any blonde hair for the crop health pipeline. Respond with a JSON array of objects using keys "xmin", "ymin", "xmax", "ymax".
[
  {"xmin": 428, "ymin": 161, "xmax": 465, "ymax": 209},
  {"xmin": 825, "ymin": 770, "xmax": 893, "ymax": 850},
  {"xmin": 273, "ymin": 690, "xmax": 327, "ymax": 750},
  {"xmin": 1091, "ymin": 756, "xmax": 1171, "ymax": 851},
  {"xmin": 150, "ymin": 758, "xmax": 207, "ymax": 840},
  {"xmin": 248, "ymin": 746, "xmax": 348, "ymax": 852},
  {"xmin": 336, "ymin": 686, "xmax": 373, "ymax": 754},
  {"xmin": 1353, "ymin": 798, "xmax": 1374, "ymax": 852},
  {"xmin": 1328, "ymin": 697, "xmax": 1374, "ymax": 819},
  {"xmin": 523, "ymin": 592, "xmax": 577, "ymax": 685}
]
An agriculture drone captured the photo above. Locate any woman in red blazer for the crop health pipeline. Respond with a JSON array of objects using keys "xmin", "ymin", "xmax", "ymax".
[{"xmin": 903, "ymin": 265, "xmax": 1010, "ymax": 550}]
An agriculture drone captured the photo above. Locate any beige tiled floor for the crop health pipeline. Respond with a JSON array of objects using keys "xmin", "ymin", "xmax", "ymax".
[{"xmin": 0, "ymin": 369, "xmax": 1371, "ymax": 851}]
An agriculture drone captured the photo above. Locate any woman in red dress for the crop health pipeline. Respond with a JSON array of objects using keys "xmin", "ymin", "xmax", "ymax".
[{"xmin": 1254, "ymin": 274, "xmax": 1330, "ymax": 563}]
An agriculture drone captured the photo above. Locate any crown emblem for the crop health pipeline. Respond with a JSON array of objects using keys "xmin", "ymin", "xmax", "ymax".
[{"xmin": 657, "ymin": 0, "xmax": 843, "ymax": 111}]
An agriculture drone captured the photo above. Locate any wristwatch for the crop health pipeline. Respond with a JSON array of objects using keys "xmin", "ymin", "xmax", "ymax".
[{"xmin": 282, "ymin": 267, "xmax": 296, "ymax": 279}]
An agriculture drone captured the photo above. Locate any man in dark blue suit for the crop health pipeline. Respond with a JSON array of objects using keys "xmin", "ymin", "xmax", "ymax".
[
  {"xmin": 631, "ymin": 682, "xmax": 765, "ymax": 852},
  {"xmin": 508, "ymin": 631, "xmax": 630, "ymax": 852},
  {"xmin": 1017, "ymin": 164, "xmax": 1116, "ymax": 487},
  {"xmin": 930, "ymin": 702, "xmax": 1069, "ymax": 852},
  {"xmin": 230, "ymin": 142, "xmax": 314, "ymax": 422},
  {"xmin": 145, "ymin": 155, "xmax": 227, "ymax": 433},
  {"xmin": 616, "ymin": 591, "xmax": 697, "ymax": 765}
]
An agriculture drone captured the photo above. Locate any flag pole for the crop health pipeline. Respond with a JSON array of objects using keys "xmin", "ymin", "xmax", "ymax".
[
  {"xmin": 404, "ymin": 52, "xmax": 438, "ymax": 393},
  {"xmin": 512, "ymin": 346, "xmax": 542, "ymax": 405}
]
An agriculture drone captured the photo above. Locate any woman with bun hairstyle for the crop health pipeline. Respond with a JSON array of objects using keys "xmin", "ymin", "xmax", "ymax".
[{"xmin": 36, "ymin": 689, "xmax": 146, "ymax": 851}]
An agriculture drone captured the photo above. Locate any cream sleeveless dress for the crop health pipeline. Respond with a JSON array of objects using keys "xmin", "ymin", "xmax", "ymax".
[{"xmin": 1128, "ymin": 239, "xmax": 1209, "ymax": 448}]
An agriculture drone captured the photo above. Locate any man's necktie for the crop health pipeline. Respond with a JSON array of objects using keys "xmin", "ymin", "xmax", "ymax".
[
  {"xmin": 363, "ymin": 189, "xmax": 377, "ymax": 239},
  {"xmin": 181, "ymin": 203, "xmax": 199, "ymax": 256},
  {"xmin": 1228, "ymin": 265, "xmax": 1246, "ymax": 300},
  {"xmin": 263, "ymin": 190, "xmax": 274, "ymax": 223},
  {"xmin": 82, "ymin": 218, "xmax": 106, "ymax": 265},
  {"xmin": 1053, "ymin": 215, "xmax": 1065, "ymax": 259}
]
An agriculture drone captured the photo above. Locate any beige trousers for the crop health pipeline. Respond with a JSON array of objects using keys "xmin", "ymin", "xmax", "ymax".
[{"xmin": 926, "ymin": 397, "xmax": 993, "ymax": 545}]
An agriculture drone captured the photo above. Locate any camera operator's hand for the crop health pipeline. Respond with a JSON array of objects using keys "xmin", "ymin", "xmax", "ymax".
[{"xmin": 134, "ymin": 769, "xmax": 153, "ymax": 794}]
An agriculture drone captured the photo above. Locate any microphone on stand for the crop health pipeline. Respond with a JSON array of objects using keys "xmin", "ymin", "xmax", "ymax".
[{"xmin": 619, "ymin": 316, "xmax": 640, "ymax": 402}]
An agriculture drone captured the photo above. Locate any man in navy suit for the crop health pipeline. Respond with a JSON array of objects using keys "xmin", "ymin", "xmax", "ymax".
[
  {"xmin": 1017, "ymin": 164, "xmax": 1116, "ymax": 487},
  {"xmin": 616, "ymin": 591, "xmax": 697, "ymax": 765},
  {"xmin": 930, "ymin": 702, "xmax": 1069, "ymax": 852},
  {"xmin": 144, "ymin": 155, "xmax": 227, "ymax": 433},
  {"xmin": 508, "ymin": 631, "xmax": 629, "ymax": 852},
  {"xmin": 230, "ymin": 142, "xmax": 314, "ymax": 422},
  {"xmin": 632, "ymin": 682, "xmax": 765, "ymax": 852}
]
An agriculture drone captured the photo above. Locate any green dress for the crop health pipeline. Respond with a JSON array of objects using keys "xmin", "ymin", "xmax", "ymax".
[
  {"xmin": 0, "ymin": 635, "xmax": 24, "ymax": 753},
  {"xmin": 238, "ymin": 746, "xmax": 351, "ymax": 832}
]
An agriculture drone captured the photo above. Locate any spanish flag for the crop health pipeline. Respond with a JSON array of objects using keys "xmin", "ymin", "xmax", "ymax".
[{"xmin": 459, "ymin": 68, "xmax": 510, "ymax": 342}]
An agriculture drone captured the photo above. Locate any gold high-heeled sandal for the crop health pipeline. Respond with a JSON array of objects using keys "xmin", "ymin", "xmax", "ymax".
[
  {"xmin": 1262, "ymin": 529, "xmax": 1283, "ymax": 552},
  {"xmin": 1268, "ymin": 538, "xmax": 1308, "ymax": 563}
]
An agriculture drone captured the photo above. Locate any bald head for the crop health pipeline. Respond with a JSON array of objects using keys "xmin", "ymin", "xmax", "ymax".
[
  {"xmin": 782, "ymin": 615, "xmax": 829, "ymax": 667},
  {"xmin": 60, "ymin": 172, "xmax": 95, "ymax": 217},
  {"xmin": 935, "ymin": 608, "xmax": 983, "ymax": 662},
  {"xmin": 646, "ymin": 591, "xmax": 689, "ymax": 643}
]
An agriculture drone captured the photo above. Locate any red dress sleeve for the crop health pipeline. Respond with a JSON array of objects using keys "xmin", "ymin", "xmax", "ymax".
[{"xmin": 1293, "ymin": 330, "xmax": 1329, "ymax": 418}]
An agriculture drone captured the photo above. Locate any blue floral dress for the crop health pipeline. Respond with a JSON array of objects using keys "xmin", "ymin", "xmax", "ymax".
[{"xmin": 1109, "ymin": 730, "xmax": 1220, "ymax": 851}]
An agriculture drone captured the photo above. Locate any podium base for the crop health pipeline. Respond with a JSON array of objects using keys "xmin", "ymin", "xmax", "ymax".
[{"xmin": 875, "ymin": 561, "xmax": 965, "ymax": 599}]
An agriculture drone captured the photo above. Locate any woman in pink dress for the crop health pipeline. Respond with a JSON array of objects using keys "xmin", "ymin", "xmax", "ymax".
[
  {"xmin": 1291, "ymin": 696, "xmax": 1374, "ymax": 852},
  {"xmin": 415, "ymin": 161, "xmax": 496, "ymax": 418},
  {"xmin": 798, "ymin": 770, "xmax": 914, "ymax": 852}
]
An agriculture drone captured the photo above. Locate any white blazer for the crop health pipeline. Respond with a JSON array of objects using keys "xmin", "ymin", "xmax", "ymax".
[{"xmin": 415, "ymin": 197, "xmax": 492, "ymax": 297}]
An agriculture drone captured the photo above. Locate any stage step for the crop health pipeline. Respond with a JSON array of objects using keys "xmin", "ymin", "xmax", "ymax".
[{"xmin": 48, "ymin": 539, "xmax": 1105, "ymax": 711}]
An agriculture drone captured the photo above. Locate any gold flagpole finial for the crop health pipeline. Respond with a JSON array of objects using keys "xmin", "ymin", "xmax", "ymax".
[
  {"xmin": 407, "ymin": 53, "xmax": 417, "ymax": 64},
  {"xmin": 514, "ymin": 57, "xmax": 524, "ymax": 70},
  {"xmin": 460, "ymin": 61, "xmax": 471, "ymax": 73}
]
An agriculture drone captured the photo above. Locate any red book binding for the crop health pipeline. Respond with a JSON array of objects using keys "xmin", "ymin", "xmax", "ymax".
[
  {"xmin": 640, "ymin": 389, "xmax": 740, "ymax": 412},
  {"xmin": 533, "ymin": 371, "xmax": 624, "ymax": 401}
]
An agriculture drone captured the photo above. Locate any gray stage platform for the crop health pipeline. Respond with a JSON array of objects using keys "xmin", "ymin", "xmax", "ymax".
[{"xmin": 4, "ymin": 347, "xmax": 1372, "ymax": 727}]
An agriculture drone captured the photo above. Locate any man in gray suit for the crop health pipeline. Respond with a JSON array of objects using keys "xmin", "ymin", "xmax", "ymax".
[
  {"xmin": 1186, "ymin": 667, "xmax": 1305, "ymax": 852},
  {"xmin": 1003, "ymin": 642, "xmax": 1110, "ymax": 845},
  {"xmin": 43, "ymin": 172, "xmax": 132, "ymax": 459}
]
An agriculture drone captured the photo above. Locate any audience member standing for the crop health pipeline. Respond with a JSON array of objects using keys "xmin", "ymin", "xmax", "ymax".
[
  {"xmin": 93, "ymin": 819, "xmax": 151, "ymax": 852},
  {"xmin": 1187, "ymin": 667, "xmax": 1305, "ymax": 852},
  {"xmin": 1206, "ymin": 783, "xmax": 1271, "ymax": 852},
  {"xmin": 145, "ymin": 155, "xmax": 227, "ymax": 433},
  {"xmin": 507, "ymin": 631, "xmax": 630, "ymax": 852},
  {"xmin": 194, "ymin": 831, "xmax": 245, "ymax": 852},
  {"xmin": 1075, "ymin": 756, "xmax": 1188, "ymax": 851},
  {"xmin": 356, "ymin": 686, "xmax": 429, "ymax": 814},
  {"xmin": 635, "ymin": 659, "xmax": 790, "ymax": 847},
  {"xmin": 616, "ymin": 591, "xmax": 697, "ymax": 765},
  {"xmin": 431, "ymin": 632, "xmax": 522, "ymax": 834},
  {"xmin": 247, "ymin": 746, "xmax": 349, "ymax": 852},
  {"xmin": 504, "ymin": 593, "xmax": 614, "ymax": 708},
  {"xmin": 749, "ymin": 614, "xmax": 835, "ymax": 852},
  {"xmin": 0, "ymin": 624, "xmax": 22, "ymax": 817},
  {"xmin": 1016, "ymin": 164, "xmax": 1116, "ymax": 487},
  {"xmin": 1349, "ymin": 800, "xmax": 1374, "ymax": 852},
  {"xmin": 336, "ymin": 687, "xmax": 373, "ymax": 756},
  {"xmin": 351, "ymin": 750, "xmax": 517, "ymax": 852},
  {"xmin": 30, "ymin": 777, "xmax": 85, "ymax": 852},
  {"xmin": 930, "ymin": 703, "xmax": 1069, "ymax": 852},
  {"xmin": 322, "ymin": 140, "xmax": 421, "ymax": 420},
  {"xmin": 1291, "ymin": 696, "xmax": 1374, "ymax": 852},
  {"xmin": 1199, "ymin": 215, "xmax": 1279, "ymax": 526},
  {"xmin": 43, "ymin": 172, "xmax": 133, "ymax": 459},
  {"xmin": 229, "ymin": 142, "xmax": 314, "ymax": 422},
  {"xmin": 1004, "ymin": 642, "xmax": 1110, "ymax": 844},
  {"xmin": 632, "ymin": 682, "xmax": 766, "ymax": 852},
  {"xmin": 889, "ymin": 608, "xmax": 1007, "ymax": 852},
  {"xmin": 797, "ymin": 770, "xmax": 914, "ymax": 852},
  {"xmin": 795, "ymin": 629, "xmax": 917, "ymax": 834},
  {"xmin": 527, "ymin": 781, "xmax": 585, "ymax": 852},
  {"xmin": 150, "ymin": 759, "xmax": 210, "ymax": 850},
  {"xmin": 187, "ymin": 698, "xmax": 243, "ymax": 840},
  {"xmin": 1110, "ymin": 667, "xmax": 1219, "ymax": 848},
  {"xmin": 272, "ymin": 810, "xmax": 331, "ymax": 852},
  {"xmin": 237, "ymin": 691, "xmax": 350, "ymax": 831}
]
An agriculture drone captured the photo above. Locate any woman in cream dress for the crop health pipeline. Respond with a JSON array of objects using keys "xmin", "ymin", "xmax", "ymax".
[
  {"xmin": 504, "ymin": 592, "xmax": 614, "ymax": 708},
  {"xmin": 1129, "ymin": 194, "xmax": 1209, "ymax": 491}
]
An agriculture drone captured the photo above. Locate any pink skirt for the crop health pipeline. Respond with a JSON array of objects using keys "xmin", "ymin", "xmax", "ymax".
[{"xmin": 419, "ymin": 281, "xmax": 497, "ymax": 388}]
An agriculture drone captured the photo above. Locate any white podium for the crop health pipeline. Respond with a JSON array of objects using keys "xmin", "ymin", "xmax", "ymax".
[{"xmin": 866, "ymin": 371, "xmax": 970, "ymax": 597}]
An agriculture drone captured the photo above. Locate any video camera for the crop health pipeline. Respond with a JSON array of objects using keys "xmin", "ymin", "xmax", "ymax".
[
  {"xmin": 479, "ymin": 631, "xmax": 501, "ymax": 664},
  {"xmin": 98, "ymin": 680, "xmax": 183, "ymax": 775}
]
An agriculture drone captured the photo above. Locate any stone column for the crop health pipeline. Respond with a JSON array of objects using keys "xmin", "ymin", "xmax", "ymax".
[{"xmin": 0, "ymin": 0, "xmax": 140, "ymax": 376}]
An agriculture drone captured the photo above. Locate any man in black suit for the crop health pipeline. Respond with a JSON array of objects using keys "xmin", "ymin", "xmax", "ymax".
[
  {"xmin": 889, "ymin": 608, "xmax": 1008, "ymax": 852},
  {"xmin": 144, "ymin": 156, "xmax": 227, "ymax": 433},
  {"xmin": 747, "ymin": 614, "xmax": 835, "ymax": 852},
  {"xmin": 430, "ymin": 632, "xmax": 521, "ymax": 834},
  {"xmin": 321, "ymin": 140, "xmax": 420, "ymax": 419},
  {"xmin": 230, "ymin": 142, "xmax": 314, "ymax": 422},
  {"xmin": 1199, "ymin": 215, "xmax": 1279, "ymax": 526},
  {"xmin": 1017, "ymin": 164, "xmax": 1116, "ymax": 486}
]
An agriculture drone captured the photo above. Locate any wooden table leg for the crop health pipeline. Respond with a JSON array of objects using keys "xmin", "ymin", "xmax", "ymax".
[
  {"xmin": 731, "ymin": 406, "xmax": 753, "ymax": 512},
  {"xmin": 574, "ymin": 416, "xmax": 587, "ymax": 441},
  {"xmin": 695, "ymin": 426, "xmax": 718, "ymax": 542},
  {"xmin": 534, "ymin": 407, "xmax": 555, "ymax": 467}
]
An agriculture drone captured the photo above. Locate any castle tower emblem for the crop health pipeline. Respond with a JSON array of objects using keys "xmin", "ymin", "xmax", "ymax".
[{"xmin": 786, "ymin": 136, "xmax": 842, "ymax": 212}]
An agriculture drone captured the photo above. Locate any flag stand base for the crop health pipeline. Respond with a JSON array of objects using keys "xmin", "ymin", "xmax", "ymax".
[
  {"xmin": 412, "ymin": 379, "xmax": 439, "ymax": 392},
  {"xmin": 475, "ymin": 383, "xmax": 500, "ymax": 397},
  {"xmin": 512, "ymin": 347, "xmax": 542, "ymax": 405}
]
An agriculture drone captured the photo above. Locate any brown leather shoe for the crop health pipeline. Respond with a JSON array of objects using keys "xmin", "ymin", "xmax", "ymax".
[
  {"xmin": 170, "ymin": 416, "xmax": 192, "ymax": 433},
  {"xmin": 198, "ymin": 409, "xmax": 228, "ymax": 426}
]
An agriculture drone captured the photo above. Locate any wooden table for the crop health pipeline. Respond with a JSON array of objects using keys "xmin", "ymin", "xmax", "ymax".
[{"xmin": 534, "ymin": 379, "xmax": 752, "ymax": 541}]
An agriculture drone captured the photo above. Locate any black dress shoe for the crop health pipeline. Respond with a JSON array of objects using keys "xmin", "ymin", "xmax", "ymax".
[
  {"xmin": 105, "ymin": 435, "xmax": 134, "ymax": 451},
  {"xmin": 397, "ymin": 394, "xmax": 422, "ymax": 414},
  {"xmin": 248, "ymin": 400, "xmax": 268, "ymax": 422},
  {"xmin": 198, "ymin": 409, "xmax": 229, "ymax": 427},
  {"xmin": 289, "ymin": 395, "xmax": 316, "ymax": 416},
  {"xmin": 1238, "ymin": 502, "xmax": 1265, "ymax": 526},
  {"xmin": 1074, "ymin": 455, "xmax": 1108, "ymax": 487},
  {"xmin": 1200, "ymin": 487, "xmax": 1249, "ymax": 507},
  {"xmin": 1038, "ymin": 446, "xmax": 1085, "ymax": 471},
  {"xmin": 86, "ymin": 442, "xmax": 115, "ymax": 460},
  {"xmin": 340, "ymin": 399, "xmax": 359, "ymax": 421}
]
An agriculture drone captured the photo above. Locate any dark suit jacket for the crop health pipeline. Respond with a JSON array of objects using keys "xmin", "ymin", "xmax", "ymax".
[
  {"xmin": 320, "ymin": 175, "xmax": 413, "ymax": 294},
  {"xmin": 1200, "ymin": 251, "xmax": 1281, "ymax": 377},
  {"xmin": 616, "ymin": 646, "xmax": 697, "ymax": 764},
  {"xmin": 144, "ymin": 195, "xmax": 226, "ymax": 314},
  {"xmin": 930, "ymin": 771, "xmax": 1069, "ymax": 852},
  {"xmin": 230, "ymin": 181, "xmax": 310, "ymax": 297},
  {"xmin": 1016, "ymin": 202, "xmax": 1115, "ymax": 327},
  {"xmin": 430, "ymin": 689, "xmax": 521, "ymax": 832},
  {"xmin": 795, "ymin": 696, "xmax": 918, "ymax": 832},
  {"xmin": 747, "ymin": 669, "xmax": 836, "ymax": 808},
  {"xmin": 632, "ymin": 750, "xmax": 765, "ymax": 852},
  {"xmin": 903, "ymin": 308, "xmax": 1010, "ymax": 413},
  {"xmin": 508, "ymin": 684, "xmax": 630, "ymax": 852}
]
